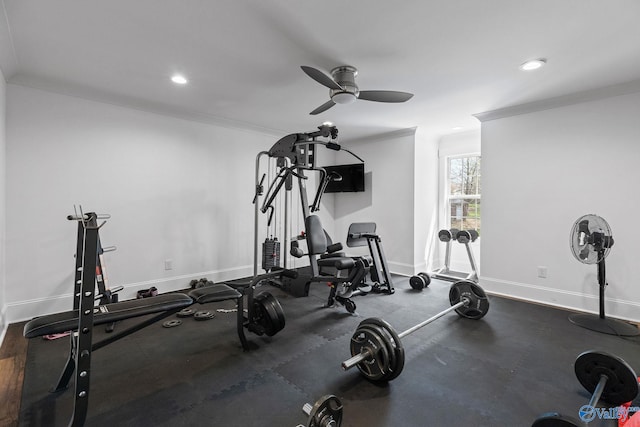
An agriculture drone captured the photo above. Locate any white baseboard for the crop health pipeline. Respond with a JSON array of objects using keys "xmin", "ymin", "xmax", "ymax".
[
  {"xmin": 387, "ymin": 261, "xmax": 416, "ymax": 277},
  {"xmin": 5, "ymin": 265, "xmax": 253, "ymax": 324},
  {"xmin": 480, "ymin": 276, "xmax": 640, "ymax": 324}
]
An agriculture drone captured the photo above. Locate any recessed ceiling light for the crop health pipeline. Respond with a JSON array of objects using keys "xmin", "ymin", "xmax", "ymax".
[
  {"xmin": 322, "ymin": 121, "xmax": 333, "ymax": 126},
  {"xmin": 171, "ymin": 74, "xmax": 188, "ymax": 84},
  {"xmin": 519, "ymin": 59, "xmax": 546, "ymax": 71}
]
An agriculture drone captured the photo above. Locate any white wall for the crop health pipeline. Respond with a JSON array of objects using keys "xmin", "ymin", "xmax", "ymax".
[
  {"xmin": 0, "ymin": 69, "xmax": 6, "ymax": 342},
  {"xmin": 5, "ymin": 84, "xmax": 277, "ymax": 322},
  {"xmin": 413, "ymin": 128, "xmax": 439, "ymax": 273},
  {"xmin": 480, "ymin": 90, "xmax": 640, "ymax": 322},
  {"xmin": 331, "ymin": 129, "xmax": 420, "ymax": 276}
]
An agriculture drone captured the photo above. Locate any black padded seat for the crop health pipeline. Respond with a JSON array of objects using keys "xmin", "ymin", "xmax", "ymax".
[
  {"xmin": 24, "ymin": 293, "xmax": 194, "ymax": 339},
  {"xmin": 317, "ymin": 257, "xmax": 356, "ymax": 270},
  {"xmin": 189, "ymin": 283, "xmax": 242, "ymax": 304}
]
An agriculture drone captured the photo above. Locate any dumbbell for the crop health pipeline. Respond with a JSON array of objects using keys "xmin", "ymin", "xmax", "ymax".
[
  {"xmin": 532, "ymin": 350, "xmax": 639, "ymax": 426},
  {"xmin": 409, "ymin": 272, "xmax": 431, "ymax": 290},
  {"xmin": 296, "ymin": 395, "xmax": 343, "ymax": 427},
  {"xmin": 456, "ymin": 229, "xmax": 479, "ymax": 244},
  {"xmin": 438, "ymin": 228, "xmax": 459, "ymax": 243},
  {"xmin": 341, "ymin": 280, "xmax": 490, "ymax": 382}
]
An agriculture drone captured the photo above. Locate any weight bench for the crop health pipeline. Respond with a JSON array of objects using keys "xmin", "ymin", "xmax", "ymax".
[{"xmin": 21, "ymin": 210, "xmax": 252, "ymax": 427}]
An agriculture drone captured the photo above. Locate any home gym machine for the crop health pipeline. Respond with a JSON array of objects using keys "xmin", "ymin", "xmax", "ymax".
[
  {"xmin": 23, "ymin": 208, "xmax": 292, "ymax": 426},
  {"xmin": 531, "ymin": 350, "xmax": 639, "ymax": 427},
  {"xmin": 253, "ymin": 124, "xmax": 374, "ymax": 312},
  {"xmin": 341, "ymin": 279, "xmax": 490, "ymax": 382}
]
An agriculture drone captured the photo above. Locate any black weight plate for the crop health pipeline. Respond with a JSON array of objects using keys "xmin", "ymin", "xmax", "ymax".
[
  {"xmin": 438, "ymin": 229, "xmax": 452, "ymax": 242},
  {"xmin": 307, "ymin": 395, "xmax": 343, "ymax": 427},
  {"xmin": 261, "ymin": 292, "xmax": 286, "ymax": 336},
  {"xmin": 531, "ymin": 412, "xmax": 580, "ymax": 427},
  {"xmin": 349, "ymin": 324, "xmax": 392, "ymax": 381},
  {"xmin": 574, "ymin": 350, "xmax": 639, "ymax": 406},
  {"xmin": 449, "ymin": 280, "xmax": 490, "ymax": 320},
  {"xmin": 254, "ymin": 292, "xmax": 286, "ymax": 336},
  {"xmin": 162, "ymin": 319, "xmax": 182, "ymax": 328},
  {"xmin": 360, "ymin": 317, "xmax": 405, "ymax": 381},
  {"xmin": 176, "ymin": 308, "xmax": 196, "ymax": 318},
  {"xmin": 357, "ymin": 324, "xmax": 397, "ymax": 382},
  {"xmin": 409, "ymin": 275, "xmax": 427, "ymax": 290},
  {"xmin": 194, "ymin": 310, "xmax": 215, "ymax": 321}
]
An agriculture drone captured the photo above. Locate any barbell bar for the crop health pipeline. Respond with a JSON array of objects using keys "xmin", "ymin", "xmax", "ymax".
[{"xmin": 341, "ymin": 280, "xmax": 490, "ymax": 382}]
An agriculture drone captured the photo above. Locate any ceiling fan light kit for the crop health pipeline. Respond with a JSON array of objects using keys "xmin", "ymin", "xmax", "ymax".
[{"xmin": 301, "ymin": 65, "xmax": 414, "ymax": 115}]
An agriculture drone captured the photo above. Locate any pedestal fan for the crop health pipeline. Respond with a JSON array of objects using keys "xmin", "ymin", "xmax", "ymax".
[{"xmin": 569, "ymin": 214, "xmax": 639, "ymax": 336}]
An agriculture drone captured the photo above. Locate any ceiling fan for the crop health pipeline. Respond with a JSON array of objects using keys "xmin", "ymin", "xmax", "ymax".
[{"xmin": 301, "ymin": 65, "xmax": 414, "ymax": 115}]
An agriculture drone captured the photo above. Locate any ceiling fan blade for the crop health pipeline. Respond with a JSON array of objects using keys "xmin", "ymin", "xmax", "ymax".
[
  {"xmin": 358, "ymin": 90, "xmax": 414, "ymax": 103},
  {"xmin": 310, "ymin": 99, "xmax": 336, "ymax": 115},
  {"xmin": 301, "ymin": 66, "xmax": 343, "ymax": 90}
]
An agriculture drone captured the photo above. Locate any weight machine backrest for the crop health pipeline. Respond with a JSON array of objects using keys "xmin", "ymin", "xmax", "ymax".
[
  {"xmin": 305, "ymin": 215, "xmax": 329, "ymax": 255},
  {"xmin": 346, "ymin": 222, "xmax": 377, "ymax": 247}
]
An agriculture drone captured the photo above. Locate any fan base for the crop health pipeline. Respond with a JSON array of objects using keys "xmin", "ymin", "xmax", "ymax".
[{"xmin": 568, "ymin": 313, "xmax": 640, "ymax": 336}]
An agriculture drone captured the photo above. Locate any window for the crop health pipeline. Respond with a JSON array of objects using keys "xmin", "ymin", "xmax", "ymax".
[{"xmin": 447, "ymin": 155, "xmax": 481, "ymax": 233}]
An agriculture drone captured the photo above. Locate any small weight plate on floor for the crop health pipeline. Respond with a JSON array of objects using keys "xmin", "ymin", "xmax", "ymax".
[
  {"xmin": 360, "ymin": 317, "xmax": 405, "ymax": 381},
  {"xmin": 449, "ymin": 280, "xmax": 490, "ymax": 319},
  {"xmin": 176, "ymin": 308, "xmax": 196, "ymax": 318},
  {"xmin": 194, "ymin": 310, "xmax": 215, "ymax": 321},
  {"xmin": 162, "ymin": 319, "xmax": 182, "ymax": 328},
  {"xmin": 349, "ymin": 323, "xmax": 392, "ymax": 381},
  {"xmin": 574, "ymin": 350, "xmax": 639, "ymax": 406},
  {"xmin": 531, "ymin": 412, "xmax": 580, "ymax": 427}
]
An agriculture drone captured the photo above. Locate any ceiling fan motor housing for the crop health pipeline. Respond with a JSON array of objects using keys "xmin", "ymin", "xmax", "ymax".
[{"xmin": 330, "ymin": 66, "xmax": 359, "ymax": 103}]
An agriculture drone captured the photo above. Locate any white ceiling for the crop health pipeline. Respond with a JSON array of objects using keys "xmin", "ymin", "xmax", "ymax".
[{"xmin": 1, "ymin": 0, "xmax": 640, "ymax": 141}]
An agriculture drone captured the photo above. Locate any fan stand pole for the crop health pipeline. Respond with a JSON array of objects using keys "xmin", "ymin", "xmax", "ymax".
[{"xmin": 569, "ymin": 250, "xmax": 639, "ymax": 336}]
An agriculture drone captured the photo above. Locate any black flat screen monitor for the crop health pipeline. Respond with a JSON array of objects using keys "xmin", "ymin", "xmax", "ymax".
[{"xmin": 322, "ymin": 163, "xmax": 365, "ymax": 193}]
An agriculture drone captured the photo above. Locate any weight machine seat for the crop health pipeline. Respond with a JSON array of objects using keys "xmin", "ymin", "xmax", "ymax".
[
  {"xmin": 23, "ymin": 293, "xmax": 194, "ymax": 339},
  {"xmin": 189, "ymin": 283, "xmax": 242, "ymax": 304},
  {"xmin": 318, "ymin": 257, "xmax": 356, "ymax": 270}
]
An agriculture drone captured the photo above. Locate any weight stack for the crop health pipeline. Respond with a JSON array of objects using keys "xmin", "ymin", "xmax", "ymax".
[{"xmin": 262, "ymin": 237, "xmax": 281, "ymax": 271}]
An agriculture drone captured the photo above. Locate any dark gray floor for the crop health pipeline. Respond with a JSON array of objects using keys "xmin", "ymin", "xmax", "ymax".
[{"xmin": 20, "ymin": 276, "xmax": 640, "ymax": 426}]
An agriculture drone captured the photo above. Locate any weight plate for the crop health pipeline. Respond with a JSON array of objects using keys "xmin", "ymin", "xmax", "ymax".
[
  {"xmin": 350, "ymin": 324, "xmax": 392, "ymax": 381},
  {"xmin": 357, "ymin": 324, "xmax": 398, "ymax": 382},
  {"xmin": 176, "ymin": 308, "xmax": 196, "ymax": 318},
  {"xmin": 359, "ymin": 317, "xmax": 405, "ymax": 381},
  {"xmin": 449, "ymin": 280, "xmax": 490, "ymax": 320},
  {"xmin": 531, "ymin": 412, "xmax": 580, "ymax": 427},
  {"xmin": 307, "ymin": 395, "xmax": 343, "ymax": 427},
  {"xmin": 162, "ymin": 319, "xmax": 182, "ymax": 328},
  {"xmin": 574, "ymin": 350, "xmax": 639, "ymax": 406},
  {"xmin": 194, "ymin": 310, "xmax": 215, "ymax": 321},
  {"xmin": 254, "ymin": 292, "xmax": 286, "ymax": 336}
]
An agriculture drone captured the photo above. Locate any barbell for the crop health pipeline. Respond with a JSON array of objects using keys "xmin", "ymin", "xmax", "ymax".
[
  {"xmin": 296, "ymin": 395, "xmax": 343, "ymax": 427},
  {"xmin": 532, "ymin": 350, "xmax": 638, "ymax": 427},
  {"xmin": 341, "ymin": 280, "xmax": 490, "ymax": 382}
]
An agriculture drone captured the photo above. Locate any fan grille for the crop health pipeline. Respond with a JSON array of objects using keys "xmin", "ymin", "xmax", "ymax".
[{"xmin": 569, "ymin": 214, "xmax": 613, "ymax": 264}]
